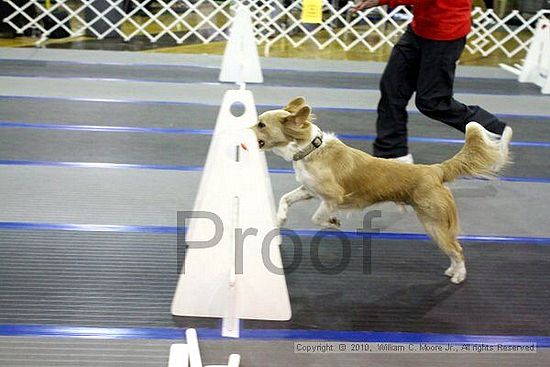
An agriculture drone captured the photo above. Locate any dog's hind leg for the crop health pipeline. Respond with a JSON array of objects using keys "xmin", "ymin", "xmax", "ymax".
[
  {"xmin": 415, "ymin": 187, "xmax": 466, "ymax": 284},
  {"xmin": 277, "ymin": 185, "xmax": 314, "ymax": 227}
]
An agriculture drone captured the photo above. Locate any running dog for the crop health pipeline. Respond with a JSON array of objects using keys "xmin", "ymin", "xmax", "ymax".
[{"xmin": 252, "ymin": 97, "xmax": 512, "ymax": 284}]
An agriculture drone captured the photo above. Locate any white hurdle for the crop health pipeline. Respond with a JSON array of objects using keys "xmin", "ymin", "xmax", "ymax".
[
  {"xmin": 163, "ymin": 4, "xmax": 287, "ymax": 364},
  {"xmin": 500, "ymin": 18, "xmax": 550, "ymax": 94},
  {"xmin": 171, "ymin": 3, "xmax": 291, "ymax": 340}
]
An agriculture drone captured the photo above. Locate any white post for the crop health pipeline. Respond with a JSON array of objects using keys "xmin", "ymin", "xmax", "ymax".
[
  {"xmin": 186, "ymin": 329, "xmax": 203, "ymax": 367},
  {"xmin": 519, "ymin": 19, "xmax": 547, "ymax": 84},
  {"xmin": 227, "ymin": 354, "xmax": 241, "ymax": 367},
  {"xmin": 501, "ymin": 18, "xmax": 550, "ymax": 95},
  {"xmin": 541, "ymin": 20, "xmax": 550, "ymax": 94},
  {"xmin": 222, "ymin": 195, "xmax": 241, "ymax": 338},
  {"xmin": 219, "ymin": 4, "xmax": 263, "ymax": 84},
  {"xmin": 167, "ymin": 329, "xmax": 241, "ymax": 367},
  {"xmin": 168, "ymin": 344, "xmax": 189, "ymax": 367}
]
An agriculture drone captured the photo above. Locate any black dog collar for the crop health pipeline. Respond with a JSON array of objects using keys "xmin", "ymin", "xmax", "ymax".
[{"xmin": 293, "ymin": 135, "xmax": 323, "ymax": 161}]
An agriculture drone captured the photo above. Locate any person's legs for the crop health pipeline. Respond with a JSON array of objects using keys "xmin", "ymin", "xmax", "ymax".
[
  {"xmin": 414, "ymin": 36, "xmax": 507, "ymax": 135},
  {"xmin": 373, "ymin": 29, "xmax": 421, "ymax": 158}
]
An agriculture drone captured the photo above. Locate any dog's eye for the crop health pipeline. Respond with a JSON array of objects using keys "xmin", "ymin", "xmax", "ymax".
[{"xmin": 257, "ymin": 122, "xmax": 266, "ymax": 128}]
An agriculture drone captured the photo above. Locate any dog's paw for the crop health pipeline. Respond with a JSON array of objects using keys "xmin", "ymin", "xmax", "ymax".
[
  {"xmin": 329, "ymin": 217, "xmax": 341, "ymax": 227},
  {"xmin": 321, "ymin": 217, "xmax": 341, "ymax": 229},
  {"xmin": 451, "ymin": 272, "xmax": 466, "ymax": 284},
  {"xmin": 449, "ymin": 262, "xmax": 467, "ymax": 284},
  {"xmin": 276, "ymin": 214, "xmax": 287, "ymax": 227},
  {"xmin": 396, "ymin": 204, "xmax": 408, "ymax": 214}
]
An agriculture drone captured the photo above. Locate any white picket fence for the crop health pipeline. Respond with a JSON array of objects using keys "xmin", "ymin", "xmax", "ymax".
[{"xmin": 3, "ymin": 0, "xmax": 550, "ymax": 58}]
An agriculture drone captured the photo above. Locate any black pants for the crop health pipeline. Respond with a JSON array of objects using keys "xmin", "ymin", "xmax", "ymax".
[{"xmin": 373, "ymin": 29, "xmax": 507, "ymax": 158}]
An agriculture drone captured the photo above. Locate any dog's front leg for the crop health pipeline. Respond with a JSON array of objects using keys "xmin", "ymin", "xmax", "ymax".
[
  {"xmin": 277, "ymin": 185, "xmax": 314, "ymax": 227},
  {"xmin": 312, "ymin": 201, "xmax": 340, "ymax": 229}
]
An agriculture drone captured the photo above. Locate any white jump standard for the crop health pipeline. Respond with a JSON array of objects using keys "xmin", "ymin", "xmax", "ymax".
[{"xmin": 171, "ymin": 4, "xmax": 290, "ymax": 339}]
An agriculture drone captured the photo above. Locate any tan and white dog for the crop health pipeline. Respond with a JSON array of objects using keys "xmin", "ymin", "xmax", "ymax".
[{"xmin": 253, "ymin": 97, "xmax": 512, "ymax": 284}]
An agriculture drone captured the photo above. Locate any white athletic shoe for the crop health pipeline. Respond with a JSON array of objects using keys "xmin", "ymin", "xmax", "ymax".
[
  {"xmin": 498, "ymin": 125, "xmax": 513, "ymax": 151},
  {"xmin": 478, "ymin": 124, "xmax": 513, "ymax": 172},
  {"xmin": 393, "ymin": 153, "xmax": 414, "ymax": 164},
  {"xmin": 392, "ymin": 12, "xmax": 413, "ymax": 21},
  {"xmin": 495, "ymin": 125, "xmax": 513, "ymax": 171},
  {"xmin": 483, "ymin": 125, "xmax": 513, "ymax": 144}
]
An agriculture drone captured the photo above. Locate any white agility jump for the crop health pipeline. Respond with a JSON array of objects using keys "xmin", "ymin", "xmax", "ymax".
[
  {"xmin": 171, "ymin": 5, "xmax": 290, "ymax": 339},
  {"xmin": 501, "ymin": 18, "xmax": 550, "ymax": 94}
]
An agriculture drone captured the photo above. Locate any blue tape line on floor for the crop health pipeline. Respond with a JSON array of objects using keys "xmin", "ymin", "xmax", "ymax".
[
  {"xmin": 0, "ymin": 160, "xmax": 205, "ymax": 172},
  {"xmin": 1, "ymin": 121, "xmax": 549, "ymax": 148},
  {"xmin": 1, "ymin": 221, "xmax": 549, "ymax": 245},
  {"xmin": 0, "ymin": 222, "xmax": 177, "ymax": 233},
  {"xmin": 0, "ymin": 324, "xmax": 548, "ymax": 346}
]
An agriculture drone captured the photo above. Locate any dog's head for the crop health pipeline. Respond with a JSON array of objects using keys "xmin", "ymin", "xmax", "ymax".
[{"xmin": 253, "ymin": 97, "xmax": 314, "ymax": 151}]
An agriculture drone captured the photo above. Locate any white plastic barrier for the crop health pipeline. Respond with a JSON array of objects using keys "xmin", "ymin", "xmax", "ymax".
[
  {"xmin": 171, "ymin": 87, "xmax": 291, "ymax": 338},
  {"xmin": 501, "ymin": 18, "xmax": 550, "ymax": 94},
  {"xmin": 2, "ymin": 1, "xmax": 550, "ymax": 59},
  {"xmin": 171, "ymin": 5, "xmax": 290, "ymax": 339},
  {"xmin": 520, "ymin": 18, "xmax": 550, "ymax": 94}
]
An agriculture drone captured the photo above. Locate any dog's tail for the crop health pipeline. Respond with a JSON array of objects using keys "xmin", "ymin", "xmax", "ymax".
[{"xmin": 438, "ymin": 122, "xmax": 512, "ymax": 183}]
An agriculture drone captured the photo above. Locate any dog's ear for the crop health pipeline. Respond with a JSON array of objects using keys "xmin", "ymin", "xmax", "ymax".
[
  {"xmin": 284, "ymin": 97, "xmax": 306, "ymax": 113},
  {"xmin": 285, "ymin": 105, "xmax": 311, "ymax": 126}
]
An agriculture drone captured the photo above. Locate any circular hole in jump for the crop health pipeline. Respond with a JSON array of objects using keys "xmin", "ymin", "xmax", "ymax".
[{"xmin": 230, "ymin": 102, "xmax": 246, "ymax": 117}]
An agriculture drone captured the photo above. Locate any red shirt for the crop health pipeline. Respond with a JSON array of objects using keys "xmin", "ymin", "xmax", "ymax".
[{"xmin": 378, "ymin": 0, "xmax": 472, "ymax": 41}]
